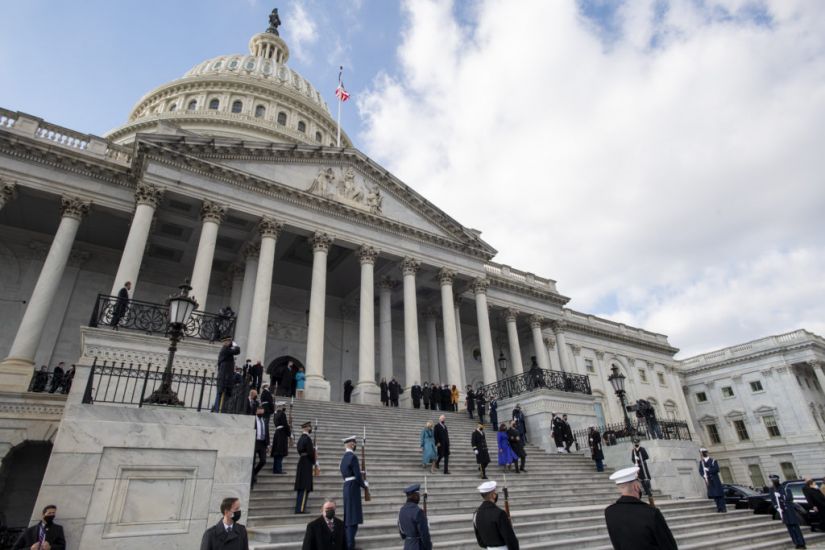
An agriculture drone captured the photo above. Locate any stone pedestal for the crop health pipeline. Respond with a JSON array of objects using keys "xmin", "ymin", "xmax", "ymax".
[
  {"xmin": 0, "ymin": 360, "xmax": 36, "ymax": 393},
  {"xmin": 351, "ymin": 382, "xmax": 381, "ymax": 405},
  {"xmin": 602, "ymin": 439, "xmax": 705, "ymax": 499},
  {"xmin": 303, "ymin": 376, "xmax": 331, "ymax": 402}
]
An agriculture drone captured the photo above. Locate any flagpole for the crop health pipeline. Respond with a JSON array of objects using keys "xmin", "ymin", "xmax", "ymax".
[{"xmin": 337, "ymin": 94, "xmax": 341, "ymax": 148}]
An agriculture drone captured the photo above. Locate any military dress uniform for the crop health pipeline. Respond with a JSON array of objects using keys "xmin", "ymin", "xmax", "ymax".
[
  {"xmin": 604, "ymin": 466, "xmax": 677, "ymax": 550},
  {"xmin": 471, "ymin": 425, "xmax": 491, "ymax": 479},
  {"xmin": 473, "ymin": 481, "xmax": 519, "ymax": 550},
  {"xmin": 294, "ymin": 422, "xmax": 316, "ymax": 513},
  {"xmin": 340, "ymin": 436, "xmax": 368, "ymax": 550},
  {"xmin": 398, "ymin": 484, "xmax": 432, "ymax": 550}
]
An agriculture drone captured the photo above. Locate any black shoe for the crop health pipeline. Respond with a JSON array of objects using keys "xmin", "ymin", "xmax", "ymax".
[
  {"xmin": 444, "ymin": 471, "xmax": 451, "ymax": 475},
  {"xmin": 481, "ymin": 476, "xmax": 489, "ymax": 479}
]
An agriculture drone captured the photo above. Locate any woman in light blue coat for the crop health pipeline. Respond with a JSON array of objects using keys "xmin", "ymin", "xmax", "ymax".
[{"xmin": 420, "ymin": 421, "xmax": 438, "ymax": 472}]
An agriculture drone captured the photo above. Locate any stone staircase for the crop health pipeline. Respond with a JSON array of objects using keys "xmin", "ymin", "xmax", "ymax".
[{"xmin": 247, "ymin": 399, "xmax": 824, "ymax": 549}]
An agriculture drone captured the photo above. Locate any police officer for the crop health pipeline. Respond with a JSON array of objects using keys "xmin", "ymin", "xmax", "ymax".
[
  {"xmin": 473, "ymin": 480, "xmax": 519, "ymax": 550},
  {"xmin": 398, "ymin": 483, "xmax": 432, "ymax": 550},
  {"xmin": 604, "ymin": 466, "xmax": 677, "ymax": 550}
]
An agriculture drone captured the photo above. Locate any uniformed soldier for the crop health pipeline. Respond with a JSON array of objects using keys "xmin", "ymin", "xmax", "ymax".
[
  {"xmin": 294, "ymin": 421, "xmax": 316, "ymax": 514},
  {"xmin": 632, "ymin": 439, "xmax": 655, "ymax": 506},
  {"xmin": 398, "ymin": 483, "xmax": 432, "ymax": 550},
  {"xmin": 473, "ymin": 480, "xmax": 519, "ymax": 550},
  {"xmin": 471, "ymin": 422, "xmax": 491, "ymax": 480},
  {"xmin": 340, "ymin": 435, "xmax": 368, "ymax": 550},
  {"xmin": 604, "ymin": 466, "xmax": 677, "ymax": 550}
]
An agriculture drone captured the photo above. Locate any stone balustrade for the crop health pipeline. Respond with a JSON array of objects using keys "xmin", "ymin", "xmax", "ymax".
[{"xmin": 681, "ymin": 329, "xmax": 823, "ymax": 369}]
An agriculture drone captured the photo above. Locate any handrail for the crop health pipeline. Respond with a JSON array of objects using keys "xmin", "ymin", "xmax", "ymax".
[{"xmin": 475, "ymin": 367, "xmax": 591, "ymax": 401}]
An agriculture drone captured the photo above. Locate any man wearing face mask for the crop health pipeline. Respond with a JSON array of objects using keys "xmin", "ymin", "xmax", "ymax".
[
  {"xmin": 398, "ymin": 484, "xmax": 432, "ymax": 550},
  {"xmin": 473, "ymin": 480, "xmax": 519, "ymax": 550},
  {"xmin": 13, "ymin": 505, "xmax": 65, "ymax": 550},
  {"xmin": 301, "ymin": 498, "xmax": 345, "ymax": 550},
  {"xmin": 200, "ymin": 497, "xmax": 249, "ymax": 550},
  {"xmin": 251, "ymin": 404, "xmax": 269, "ymax": 487},
  {"xmin": 340, "ymin": 436, "xmax": 368, "ymax": 550},
  {"xmin": 604, "ymin": 467, "xmax": 677, "ymax": 550}
]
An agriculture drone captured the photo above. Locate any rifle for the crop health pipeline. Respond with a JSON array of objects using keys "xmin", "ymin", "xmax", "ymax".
[
  {"xmin": 423, "ymin": 475, "xmax": 428, "ymax": 516},
  {"xmin": 313, "ymin": 419, "xmax": 320, "ymax": 476},
  {"xmin": 362, "ymin": 426, "xmax": 372, "ymax": 502},
  {"xmin": 288, "ymin": 396, "xmax": 294, "ymax": 447},
  {"xmin": 502, "ymin": 473, "xmax": 511, "ymax": 520}
]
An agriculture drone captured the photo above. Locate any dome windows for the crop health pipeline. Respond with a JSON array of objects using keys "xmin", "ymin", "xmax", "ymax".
[
  {"xmin": 231, "ymin": 100, "xmax": 243, "ymax": 114},
  {"xmin": 297, "ymin": 120, "xmax": 306, "ymax": 133},
  {"xmin": 209, "ymin": 98, "xmax": 220, "ymax": 110},
  {"xmin": 315, "ymin": 131, "xmax": 322, "ymax": 143},
  {"xmin": 255, "ymin": 105, "xmax": 266, "ymax": 118},
  {"xmin": 187, "ymin": 100, "xmax": 197, "ymax": 111},
  {"xmin": 277, "ymin": 112, "xmax": 287, "ymax": 126}
]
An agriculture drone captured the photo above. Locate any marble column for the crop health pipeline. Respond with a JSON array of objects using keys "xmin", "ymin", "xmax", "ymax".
[
  {"xmin": 246, "ymin": 219, "xmax": 281, "ymax": 364},
  {"xmin": 110, "ymin": 182, "xmax": 163, "ymax": 295},
  {"xmin": 530, "ymin": 315, "xmax": 550, "ymax": 369},
  {"xmin": 810, "ymin": 361, "xmax": 825, "ymax": 400},
  {"xmin": 378, "ymin": 277, "xmax": 396, "ymax": 385},
  {"xmin": 439, "ymin": 269, "xmax": 462, "ymax": 390},
  {"xmin": 401, "ymin": 258, "xmax": 422, "ymax": 390},
  {"xmin": 189, "ymin": 200, "xmax": 226, "ymax": 311},
  {"xmin": 455, "ymin": 297, "xmax": 467, "ymax": 390},
  {"xmin": 425, "ymin": 308, "xmax": 440, "ymax": 383},
  {"xmin": 0, "ymin": 196, "xmax": 89, "ymax": 391},
  {"xmin": 472, "ymin": 278, "xmax": 497, "ymax": 385},
  {"xmin": 304, "ymin": 232, "xmax": 333, "ymax": 401},
  {"xmin": 233, "ymin": 243, "xmax": 260, "ymax": 357},
  {"xmin": 505, "ymin": 308, "xmax": 524, "ymax": 376},
  {"xmin": 0, "ymin": 181, "xmax": 18, "ymax": 210},
  {"xmin": 352, "ymin": 245, "xmax": 380, "ymax": 405},
  {"xmin": 552, "ymin": 321, "xmax": 572, "ymax": 372}
]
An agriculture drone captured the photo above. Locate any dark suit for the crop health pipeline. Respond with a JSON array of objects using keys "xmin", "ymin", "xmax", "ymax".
[
  {"xmin": 302, "ymin": 515, "xmax": 346, "ymax": 550},
  {"xmin": 803, "ymin": 484, "xmax": 825, "ymax": 530},
  {"xmin": 434, "ymin": 421, "xmax": 450, "ymax": 473},
  {"xmin": 214, "ymin": 344, "xmax": 241, "ymax": 412},
  {"xmin": 411, "ymin": 384, "xmax": 422, "ymax": 409},
  {"xmin": 110, "ymin": 286, "xmax": 130, "ymax": 328},
  {"xmin": 200, "ymin": 520, "xmax": 249, "ymax": 550},
  {"xmin": 604, "ymin": 495, "xmax": 677, "ymax": 550},
  {"xmin": 252, "ymin": 414, "xmax": 270, "ymax": 483},
  {"xmin": 13, "ymin": 521, "xmax": 66, "ymax": 550}
]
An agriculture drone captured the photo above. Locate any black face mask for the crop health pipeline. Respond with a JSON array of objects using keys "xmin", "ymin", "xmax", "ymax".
[
  {"xmin": 493, "ymin": 493, "xmax": 499, "ymax": 503},
  {"xmin": 256, "ymin": 412, "xmax": 264, "ymax": 417},
  {"xmin": 307, "ymin": 428, "xmax": 313, "ymax": 434},
  {"xmin": 325, "ymin": 509, "xmax": 335, "ymax": 519},
  {"xmin": 232, "ymin": 510, "xmax": 242, "ymax": 522},
  {"xmin": 409, "ymin": 493, "xmax": 420, "ymax": 504},
  {"xmin": 43, "ymin": 516, "xmax": 55, "ymax": 525}
]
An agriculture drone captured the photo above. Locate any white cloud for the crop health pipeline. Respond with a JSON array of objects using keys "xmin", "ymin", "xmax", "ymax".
[
  {"xmin": 357, "ymin": 0, "xmax": 825, "ymax": 356},
  {"xmin": 286, "ymin": 2, "xmax": 318, "ymax": 62}
]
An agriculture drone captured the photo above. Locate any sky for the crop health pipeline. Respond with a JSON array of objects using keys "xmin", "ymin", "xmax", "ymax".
[{"xmin": 1, "ymin": 0, "xmax": 823, "ymax": 357}]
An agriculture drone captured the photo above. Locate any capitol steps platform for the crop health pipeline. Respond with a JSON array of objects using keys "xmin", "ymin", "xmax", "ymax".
[{"xmin": 247, "ymin": 398, "xmax": 823, "ymax": 549}]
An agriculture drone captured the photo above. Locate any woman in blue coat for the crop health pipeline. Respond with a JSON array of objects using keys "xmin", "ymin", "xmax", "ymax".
[
  {"xmin": 497, "ymin": 422, "xmax": 517, "ymax": 471},
  {"xmin": 420, "ymin": 421, "xmax": 438, "ymax": 472}
]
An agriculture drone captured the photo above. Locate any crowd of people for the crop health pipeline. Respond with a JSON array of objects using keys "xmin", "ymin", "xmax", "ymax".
[{"xmin": 29, "ymin": 362, "xmax": 75, "ymax": 395}]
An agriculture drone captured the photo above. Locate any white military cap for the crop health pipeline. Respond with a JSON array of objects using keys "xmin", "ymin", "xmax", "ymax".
[
  {"xmin": 699, "ymin": 447, "xmax": 708, "ymax": 452},
  {"xmin": 609, "ymin": 466, "xmax": 640, "ymax": 485},
  {"xmin": 275, "ymin": 401, "xmax": 287, "ymax": 407},
  {"xmin": 342, "ymin": 435, "xmax": 357, "ymax": 444},
  {"xmin": 477, "ymin": 480, "xmax": 497, "ymax": 493}
]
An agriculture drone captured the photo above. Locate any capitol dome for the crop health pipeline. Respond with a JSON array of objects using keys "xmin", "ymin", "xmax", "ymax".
[{"xmin": 106, "ymin": 16, "xmax": 351, "ymax": 147}]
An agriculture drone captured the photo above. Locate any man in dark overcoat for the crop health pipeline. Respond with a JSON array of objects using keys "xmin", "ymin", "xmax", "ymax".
[
  {"xmin": 389, "ymin": 378, "xmax": 401, "ymax": 407},
  {"xmin": 512, "ymin": 404, "xmax": 528, "ymax": 444},
  {"xmin": 271, "ymin": 401, "xmax": 291, "ymax": 474},
  {"xmin": 551, "ymin": 412, "xmax": 566, "ymax": 452},
  {"xmin": 200, "ymin": 497, "xmax": 249, "ymax": 550},
  {"xmin": 698, "ymin": 448, "xmax": 726, "ymax": 512},
  {"xmin": 476, "ymin": 391, "xmax": 486, "ymax": 424},
  {"xmin": 380, "ymin": 378, "xmax": 389, "ymax": 406},
  {"xmin": 433, "ymin": 414, "xmax": 450, "ymax": 474},
  {"xmin": 13, "ymin": 504, "xmax": 66, "ymax": 550},
  {"xmin": 213, "ymin": 337, "xmax": 240, "ymax": 412},
  {"xmin": 110, "ymin": 281, "xmax": 131, "ymax": 328},
  {"xmin": 301, "ymin": 498, "xmax": 345, "ymax": 550},
  {"xmin": 398, "ymin": 484, "xmax": 432, "ymax": 550},
  {"xmin": 411, "ymin": 381, "xmax": 422, "ymax": 409},
  {"xmin": 465, "ymin": 387, "xmax": 475, "ymax": 419},
  {"xmin": 249, "ymin": 360, "xmax": 263, "ymax": 392},
  {"xmin": 340, "ymin": 436, "xmax": 369, "ymax": 550},
  {"xmin": 422, "ymin": 382, "xmax": 431, "ymax": 409},
  {"xmin": 507, "ymin": 420, "xmax": 526, "ymax": 473},
  {"xmin": 251, "ymin": 404, "xmax": 269, "ymax": 487},
  {"xmin": 769, "ymin": 474, "xmax": 807, "ymax": 549},
  {"xmin": 604, "ymin": 466, "xmax": 677, "ymax": 550},
  {"xmin": 588, "ymin": 427, "xmax": 604, "ymax": 472},
  {"xmin": 295, "ymin": 421, "xmax": 316, "ymax": 514},
  {"xmin": 471, "ymin": 422, "xmax": 491, "ymax": 479}
]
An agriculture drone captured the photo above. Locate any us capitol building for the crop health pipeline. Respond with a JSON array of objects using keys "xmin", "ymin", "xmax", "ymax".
[{"xmin": 0, "ymin": 13, "xmax": 823, "ymax": 548}]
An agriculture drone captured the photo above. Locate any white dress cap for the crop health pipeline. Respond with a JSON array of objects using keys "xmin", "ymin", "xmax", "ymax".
[
  {"xmin": 342, "ymin": 435, "xmax": 357, "ymax": 444},
  {"xmin": 609, "ymin": 466, "xmax": 640, "ymax": 485},
  {"xmin": 477, "ymin": 480, "xmax": 497, "ymax": 493}
]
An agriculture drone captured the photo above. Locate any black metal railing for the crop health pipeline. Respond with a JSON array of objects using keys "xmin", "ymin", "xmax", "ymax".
[
  {"xmin": 572, "ymin": 418, "xmax": 692, "ymax": 451},
  {"xmin": 28, "ymin": 367, "xmax": 75, "ymax": 394},
  {"xmin": 88, "ymin": 293, "xmax": 236, "ymax": 342},
  {"xmin": 475, "ymin": 368, "xmax": 592, "ymax": 400}
]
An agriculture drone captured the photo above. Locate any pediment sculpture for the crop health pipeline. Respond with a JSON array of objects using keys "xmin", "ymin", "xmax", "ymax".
[{"xmin": 307, "ymin": 166, "xmax": 383, "ymax": 215}]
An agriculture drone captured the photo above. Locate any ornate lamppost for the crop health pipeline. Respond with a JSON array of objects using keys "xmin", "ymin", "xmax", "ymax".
[
  {"xmin": 146, "ymin": 281, "xmax": 199, "ymax": 406},
  {"xmin": 498, "ymin": 350, "xmax": 508, "ymax": 377},
  {"xmin": 608, "ymin": 364, "xmax": 634, "ymax": 433}
]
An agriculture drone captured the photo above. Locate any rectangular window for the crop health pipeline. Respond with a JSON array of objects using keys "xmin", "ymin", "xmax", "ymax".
[
  {"xmin": 706, "ymin": 423, "xmax": 721, "ymax": 444},
  {"xmin": 734, "ymin": 419, "xmax": 749, "ymax": 441},
  {"xmin": 763, "ymin": 415, "xmax": 781, "ymax": 437},
  {"xmin": 639, "ymin": 369, "xmax": 648, "ymax": 383},
  {"xmin": 657, "ymin": 372, "xmax": 666, "ymax": 386},
  {"xmin": 780, "ymin": 462, "xmax": 798, "ymax": 481},
  {"xmin": 696, "ymin": 391, "xmax": 707, "ymax": 403},
  {"xmin": 585, "ymin": 359, "xmax": 595, "ymax": 373},
  {"xmin": 719, "ymin": 466, "xmax": 734, "ymax": 484},
  {"xmin": 749, "ymin": 380, "xmax": 763, "ymax": 392},
  {"xmin": 749, "ymin": 464, "xmax": 766, "ymax": 488},
  {"xmin": 722, "ymin": 386, "xmax": 734, "ymax": 398}
]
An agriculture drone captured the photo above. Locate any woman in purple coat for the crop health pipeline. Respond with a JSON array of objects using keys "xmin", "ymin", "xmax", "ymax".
[{"xmin": 497, "ymin": 422, "xmax": 518, "ymax": 471}]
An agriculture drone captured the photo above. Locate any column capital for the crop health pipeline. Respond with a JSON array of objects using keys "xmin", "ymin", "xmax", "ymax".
[
  {"xmin": 504, "ymin": 307, "xmax": 520, "ymax": 322},
  {"xmin": 471, "ymin": 277, "xmax": 490, "ymax": 295},
  {"xmin": 310, "ymin": 231, "xmax": 334, "ymax": 252},
  {"xmin": 543, "ymin": 336, "xmax": 556, "ymax": 349},
  {"xmin": 377, "ymin": 276, "xmax": 398, "ymax": 291},
  {"xmin": 400, "ymin": 256, "xmax": 420, "ymax": 276},
  {"xmin": 808, "ymin": 360, "xmax": 823, "ymax": 369},
  {"xmin": 200, "ymin": 200, "xmax": 226, "ymax": 223},
  {"xmin": 257, "ymin": 217, "xmax": 282, "ymax": 239},
  {"xmin": 595, "ymin": 350, "xmax": 605, "ymax": 360},
  {"xmin": 242, "ymin": 242, "xmax": 261, "ymax": 260},
  {"xmin": 438, "ymin": 267, "xmax": 456, "ymax": 286},
  {"xmin": 550, "ymin": 320, "xmax": 567, "ymax": 333},
  {"xmin": 134, "ymin": 181, "xmax": 164, "ymax": 208},
  {"xmin": 60, "ymin": 196, "xmax": 91, "ymax": 220},
  {"xmin": 0, "ymin": 180, "xmax": 18, "ymax": 205},
  {"xmin": 570, "ymin": 344, "xmax": 581, "ymax": 356},
  {"xmin": 529, "ymin": 314, "xmax": 545, "ymax": 329},
  {"xmin": 358, "ymin": 244, "xmax": 380, "ymax": 265}
]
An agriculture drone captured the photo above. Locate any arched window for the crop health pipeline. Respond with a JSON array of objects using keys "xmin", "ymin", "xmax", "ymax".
[
  {"xmin": 187, "ymin": 100, "xmax": 197, "ymax": 111},
  {"xmin": 297, "ymin": 120, "xmax": 306, "ymax": 133},
  {"xmin": 277, "ymin": 112, "xmax": 287, "ymax": 125},
  {"xmin": 315, "ymin": 131, "xmax": 322, "ymax": 143},
  {"xmin": 169, "ymin": 103, "xmax": 177, "ymax": 112},
  {"xmin": 209, "ymin": 98, "xmax": 220, "ymax": 110},
  {"xmin": 231, "ymin": 100, "xmax": 243, "ymax": 113},
  {"xmin": 255, "ymin": 105, "xmax": 266, "ymax": 118}
]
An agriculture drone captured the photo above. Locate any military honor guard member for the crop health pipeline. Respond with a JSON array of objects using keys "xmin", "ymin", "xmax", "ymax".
[
  {"xmin": 271, "ymin": 401, "xmax": 291, "ymax": 474},
  {"xmin": 340, "ymin": 435, "xmax": 369, "ymax": 550},
  {"xmin": 471, "ymin": 422, "xmax": 491, "ymax": 479},
  {"xmin": 631, "ymin": 439, "xmax": 654, "ymax": 506},
  {"xmin": 301, "ymin": 498, "xmax": 346, "ymax": 550},
  {"xmin": 697, "ymin": 448, "xmax": 726, "ymax": 512},
  {"xmin": 769, "ymin": 474, "xmax": 807, "ymax": 549},
  {"xmin": 473, "ymin": 480, "xmax": 519, "ymax": 550},
  {"xmin": 398, "ymin": 483, "xmax": 432, "ymax": 550},
  {"xmin": 604, "ymin": 466, "xmax": 677, "ymax": 550},
  {"xmin": 295, "ymin": 421, "xmax": 316, "ymax": 514}
]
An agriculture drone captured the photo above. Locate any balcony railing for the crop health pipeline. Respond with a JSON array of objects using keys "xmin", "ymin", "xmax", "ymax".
[
  {"xmin": 88, "ymin": 293, "xmax": 235, "ymax": 342},
  {"xmin": 571, "ymin": 418, "xmax": 693, "ymax": 452},
  {"xmin": 476, "ymin": 368, "xmax": 591, "ymax": 401}
]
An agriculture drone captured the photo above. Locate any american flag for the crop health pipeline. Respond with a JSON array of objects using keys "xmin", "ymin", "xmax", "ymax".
[{"xmin": 336, "ymin": 66, "xmax": 350, "ymax": 102}]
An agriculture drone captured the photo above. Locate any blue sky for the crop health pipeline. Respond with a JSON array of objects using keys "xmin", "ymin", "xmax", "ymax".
[{"xmin": 2, "ymin": 1, "xmax": 824, "ymax": 356}]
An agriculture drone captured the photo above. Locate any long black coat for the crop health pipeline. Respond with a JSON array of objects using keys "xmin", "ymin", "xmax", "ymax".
[
  {"xmin": 507, "ymin": 427, "xmax": 525, "ymax": 458},
  {"xmin": 771, "ymin": 485, "xmax": 802, "ymax": 525},
  {"xmin": 13, "ymin": 522, "xmax": 66, "ymax": 550},
  {"xmin": 605, "ymin": 496, "xmax": 677, "ymax": 550},
  {"xmin": 380, "ymin": 381, "xmax": 389, "ymax": 403},
  {"xmin": 471, "ymin": 428, "xmax": 491, "ymax": 465},
  {"xmin": 466, "ymin": 390, "xmax": 476, "ymax": 410},
  {"xmin": 200, "ymin": 521, "xmax": 249, "ymax": 550},
  {"xmin": 271, "ymin": 409, "xmax": 291, "ymax": 457},
  {"xmin": 434, "ymin": 421, "xmax": 450, "ymax": 457},
  {"xmin": 217, "ymin": 344, "xmax": 241, "ymax": 387},
  {"xmin": 295, "ymin": 432, "xmax": 316, "ymax": 491},
  {"xmin": 476, "ymin": 394, "xmax": 486, "ymax": 417},
  {"xmin": 301, "ymin": 515, "xmax": 346, "ymax": 550},
  {"xmin": 422, "ymin": 385, "xmax": 431, "ymax": 405},
  {"xmin": 632, "ymin": 446, "xmax": 652, "ymax": 480},
  {"xmin": 473, "ymin": 500, "xmax": 519, "ymax": 550},
  {"xmin": 589, "ymin": 430, "xmax": 604, "ymax": 461}
]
